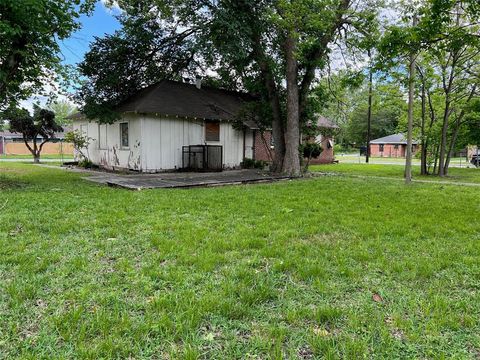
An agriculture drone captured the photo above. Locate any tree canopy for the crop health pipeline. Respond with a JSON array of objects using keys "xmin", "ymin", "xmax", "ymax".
[
  {"xmin": 78, "ymin": 0, "xmax": 380, "ymax": 175},
  {"xmin": 0, "ymin": 0, "xmax": 94, "ymax": 110}
]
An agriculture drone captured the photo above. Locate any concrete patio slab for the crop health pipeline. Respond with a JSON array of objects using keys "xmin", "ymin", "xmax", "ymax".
[{"xmin": 82, "ymin": 169, "xmax": 290, "ymax": 190}]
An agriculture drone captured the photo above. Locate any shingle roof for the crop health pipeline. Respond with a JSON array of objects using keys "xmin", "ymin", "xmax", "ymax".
[
  {"xmin": 370, "ymin": 133, "xmax": 418, "ymax": 145},
  {"xmin": 317, "ymin": 115, "xmax": 339, "ymax": 129},
  {"xmin": 116, "ymin": 80, "xmax": 258, "ymax": 129}
]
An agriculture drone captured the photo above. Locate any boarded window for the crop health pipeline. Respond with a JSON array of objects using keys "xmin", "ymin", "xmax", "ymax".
[
  {"xmin": 205, "ymin": 121, "xmax": 220, "ymax": 141},
  {"xmin": 120, "ymin": 122, "xmax": 129, "ymax": 148},
  {"xmin": 99, "ymin": 124, "xmax": 107, "ymax": 149}
]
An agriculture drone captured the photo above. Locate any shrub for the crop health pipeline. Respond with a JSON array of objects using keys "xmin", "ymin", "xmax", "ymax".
[{"xmin": 241, "ymin": 158, "xmax": 268, "ymax": 170}]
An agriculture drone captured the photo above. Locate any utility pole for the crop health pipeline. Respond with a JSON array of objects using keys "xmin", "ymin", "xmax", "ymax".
[
  {"xmin": 405, "ymin": 15, "xmax": 417, "ymax": 184},
  {"xmin": 366, "ymin": 49, "xmax": 373, "ymax": 164}
]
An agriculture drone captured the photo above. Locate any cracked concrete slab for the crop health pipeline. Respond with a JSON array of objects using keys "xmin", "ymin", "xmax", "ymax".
[{"xmin": 82, "ymin": 169, "xmax": 290, "ymax": 190}]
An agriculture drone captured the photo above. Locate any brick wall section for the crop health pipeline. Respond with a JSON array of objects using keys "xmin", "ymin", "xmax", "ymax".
[
  {"xmin": 370, "ymin": 144, "xmax": 419, "ymax": 158},
  {"xmin": 253, "ymin": 131, "xmax": 274, "ymax": 162},
  {"xmin": 253, "ymin": 130, "xmax": 335, "ymax": 164},
  {"xmin": 309, "ymin": 136, "xmax": 335, "ymax": 164}
]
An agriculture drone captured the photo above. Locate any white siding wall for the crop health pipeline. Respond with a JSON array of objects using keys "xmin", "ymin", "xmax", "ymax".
[
  {"xmin": 142, "ymin": 116, "xmax": 204, "ymax": 171},
  {"xmin": 143, "ymin": 115, "xmax": 253, "ymax": 171},
  {"xmin": 75, "ymin": 114, "xmax": 254, "ymax": 172},
  {"xmin": 73, "ymin": 114, "xmax": 142, "ymax": 170},
  {"xmin": 206, "ymin": 122, "xmax": 244, "ymax": 167}
]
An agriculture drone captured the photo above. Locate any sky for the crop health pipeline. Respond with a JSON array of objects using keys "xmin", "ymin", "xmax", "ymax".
[
  {"xmin": 59, "ymin": 2, "xmax": 121, "ymax": 67},
  {"xmin": 21, "ymin": 2, "xmax": 121, "ymax": 112}
]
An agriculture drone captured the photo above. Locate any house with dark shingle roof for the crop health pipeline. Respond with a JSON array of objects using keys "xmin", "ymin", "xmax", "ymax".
[
  {"xmin": 72, "ymin": 80, "xmax": 262, "ymax": 172},
  {"xmin": 370, "ymin": 133, "xmax": 419, "ymax": 158}
]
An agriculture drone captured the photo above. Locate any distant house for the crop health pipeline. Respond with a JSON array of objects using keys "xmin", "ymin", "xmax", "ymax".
[
  {"xmin": 370, "ymin": 133, "xmax": 418, "ymax": 158},
  {"xmin": 0, "ymin": 129, "xmax": 73, "ymax": 156}
]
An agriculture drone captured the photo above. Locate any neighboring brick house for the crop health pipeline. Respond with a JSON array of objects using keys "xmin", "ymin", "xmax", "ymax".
[
  {"xmin": 370, "ymin": 133, "xmax": 418, "ymax": 158},
  {"xmin": 253, "ymin": 115, "xmax": 338, "ymax": 164}
]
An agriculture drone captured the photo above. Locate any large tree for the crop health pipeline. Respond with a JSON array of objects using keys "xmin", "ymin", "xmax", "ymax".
[
  {"xmin": 6, "ymin": 106, "xmax": 63, "ymax": 163},
  {"xmin": 79, "ymin": 0, "xmax": 379, "ymax": 176},
  {"xmin": 0, "ymin": 0, "xmax": 93, "ymax": 109}
]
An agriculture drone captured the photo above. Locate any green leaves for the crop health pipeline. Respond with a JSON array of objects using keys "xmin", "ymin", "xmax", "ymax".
[{"xmin": 0, "ymin": 0, "xmax": 92, "ymax": 109}]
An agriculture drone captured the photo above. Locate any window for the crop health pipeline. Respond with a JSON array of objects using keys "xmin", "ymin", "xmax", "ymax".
[
  {"xmin": 394, "ymin": 144, "xmax": 399, "ymax": 150},
  {"xmin": 205, "ymin": 120, "xmax": 220, "ymax": 141},
  {"xmin": 99, "ymin": 124, "xmax": 107, "ymax": 149},
  {"xmin": 80, "ymin": 124, "xmax": 88, "ymax": 136},
  {"xmin": 120, "ymin": 122, "xmax": 129, "ymax": 148},
  {"xmin": 379, "ymin": 144, "xmax": 384, "ymax": 152}
]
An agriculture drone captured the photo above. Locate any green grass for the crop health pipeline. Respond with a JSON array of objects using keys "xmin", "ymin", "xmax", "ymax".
[
  {"xmin": 336, "ymin": 154, "xmax": 471, "ymax": 167},
  {"xmin": 311, "ymin": 163, "xmax": 480, "ymax": 184},
  {"xmin": 1, "ymin": 162, "xmax": 480, "ymax": 359}
]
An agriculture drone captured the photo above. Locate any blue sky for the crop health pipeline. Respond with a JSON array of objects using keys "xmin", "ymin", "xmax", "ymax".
[{"xmin": 59, "ymin": 2, "xmax": 121, "ymax": 66}]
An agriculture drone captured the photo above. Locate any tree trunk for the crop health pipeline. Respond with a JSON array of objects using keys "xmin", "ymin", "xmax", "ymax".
[
  {"xmin": 282, "ymin": 32, "xmax": 301, "ymax": 177},
  {"xmin": 438, "ymin": 101, "xmax": 450, "ymax": 177},
  {"xmin": 251, "ymin": 33, "xmax": 285, "ymax": 173},
  {"xmin": 405, "ymin": 20, "xmax": 416, "ymax": 184},
  {"xmin": 433, "ymin": 143, "xmax": 439, "ymax": 174},
  {"xmin": 366, "ymin": 52, "xmax": 373, "ymax": 164},
  {"xmin": 271, "ymin": 116, "xmax": 285, "ymax": 172},
  {"xmin": 420, "ymin": 77, "xmax": 428, "ymax": 175},
  {"xmin": 445, "ymin": 123, "xmax": 460, "ymax": 175},
  {"xmin": 33, "ymin": 154, "xmax": 40, "ymax": 163}
]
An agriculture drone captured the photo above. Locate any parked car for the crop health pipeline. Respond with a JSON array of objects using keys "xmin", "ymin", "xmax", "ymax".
[{"xmin": 471, "ymin": 154, "xmax": 480, "ymax": 167}]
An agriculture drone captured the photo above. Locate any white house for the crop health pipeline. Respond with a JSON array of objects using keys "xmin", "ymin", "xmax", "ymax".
[{"xmin": 73, "ymin": 80, "xmax": 258, "ymax": 172}]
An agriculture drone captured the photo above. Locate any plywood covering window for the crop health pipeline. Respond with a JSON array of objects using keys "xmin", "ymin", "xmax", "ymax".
[
  {"xmin": 120, "ymin": 122, "xmax": 129, "ymax": 148},
  {"xmin": 205, "ymin": 120, "xmax": 220, "ymax": 141}
]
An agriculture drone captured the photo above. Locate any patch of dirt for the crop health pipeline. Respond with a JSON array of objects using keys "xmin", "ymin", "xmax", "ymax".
[
  {"xmin": 0, "ymin": 176, "xmax": 27, "ymax": 190},
  {"xmin": 298, "ymin": 346, "xmax": 315, "ymax": 359}
]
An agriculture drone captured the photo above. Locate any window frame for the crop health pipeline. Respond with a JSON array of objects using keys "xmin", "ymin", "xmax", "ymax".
[
  {"xmin": 119, "ymin": 122, "xmax": 129, "ymax": 149},
  {"xmin": 98, "ymin": 123, "xmax": 108, "ymax": 150},
  {"xmin": 379, "ymin": 144, "xmax": 384, "ymax": 152}
]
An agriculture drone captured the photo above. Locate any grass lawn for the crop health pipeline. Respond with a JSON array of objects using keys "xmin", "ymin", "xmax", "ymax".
[
  {"xmin": 335, "ymin": 154, "xmax": 471, "ymax": 168},
  {"xmin": 310, "ymin": 163, "xmax": 480, "ymax": 184},
  {"xmin": 1, "ymin": 163, "xmax": 480, "ymax": 359}
]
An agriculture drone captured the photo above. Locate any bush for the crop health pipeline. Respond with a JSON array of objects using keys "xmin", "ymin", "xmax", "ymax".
[
  {"xmin": 78, "ymin": 159, "xmax": 94, "ymax": 169},
  {"xmin": 301, "ymin": 143, "xmax": 322, "ymax": 159},
  {"xmin": 241, "ymin": 158, "xmax": 256, "ymax": 169},
  {"xmin": 241, "ymin": 158, "xmax": 267, "ymax": 169}
]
